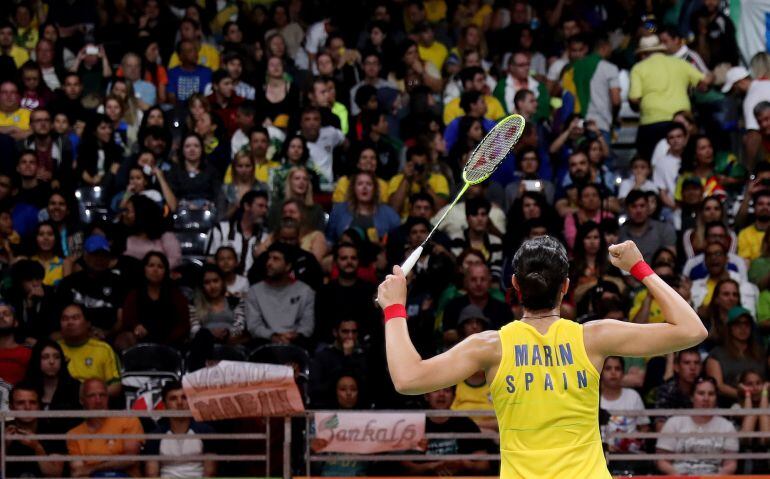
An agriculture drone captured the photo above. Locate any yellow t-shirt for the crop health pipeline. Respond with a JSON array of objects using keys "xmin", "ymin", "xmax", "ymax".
[
  {"xmin": 58, "ymin": 338, "xmax": 121, "ymax": 385},
  {"xmin": 387, "ymin": 172, "xmax": 449, "ymax": 217},
  {"xmin": 451, "ymin": 377, "xmax": 494, "ymax": 427},
  {"xmin": 223, "ymin": 159, "xmax": 280, "ymax": 184},
  {"xmin": 31, "ymin": 255, "xmax": 64, "ymax": 287},
  {"xmin": 470, "ymin": 4, "xmax": 493, "ymax": 27},
  {"xmin": 9, "ymin": 45, "xmax": 29, "ymax": 68},
  {"xmin": 332, "ymin": 175, "xmax": 389, "ymax": 204},
  {"xmin": 628, "ymin": 53, "xmax": 704, "ymax": 125},
  {"xmin": 443, "ymin": 95, "xmax": 505, "ymax": 125},
  {"xmin": 738, "ymin": 224, "xmax": 765, "ymax": 262},
  {"xmin": 0, "ymin": 108, "xmax": 30, "ymax": 130},
  {"xmin": 629, "ymin": 289, "xmax": 664, "ymax": 323},
  {"xmin": 168, "ymin": 42, "xmax": 220, "ymax": 70},
  {"xmin": 418, "ymin": 41, "xmax": 448, "ymax": 72},
  {"xmin": 490, "ymin": 319, "xmax": 611, "ymax": 478}
]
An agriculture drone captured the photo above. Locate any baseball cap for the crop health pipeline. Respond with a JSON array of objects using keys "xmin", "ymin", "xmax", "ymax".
[
  {"xmin": 84, "ymin": 234, "xmax": 111, "ymax": 254},
  {"xmin": 726, "ymin": 306, "xmax": 752, "ymax": 324},
  {"xmin": 721, "ymin": 66, "xmax": 750, "ymax": 93},
  {"xmin": 457, "ymin": 304, "xmax": 491, "ymax": 327}
]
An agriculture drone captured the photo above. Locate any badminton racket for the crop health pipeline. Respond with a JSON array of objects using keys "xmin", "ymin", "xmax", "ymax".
[{"xmin": 376, "ymin": 114, "xmax": 526, "ymax": 305}]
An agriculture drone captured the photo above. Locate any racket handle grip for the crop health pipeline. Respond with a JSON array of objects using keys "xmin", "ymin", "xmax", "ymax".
[{"xmin": 401, "ymin": 246, "xmax": 423, "ymax": 277}]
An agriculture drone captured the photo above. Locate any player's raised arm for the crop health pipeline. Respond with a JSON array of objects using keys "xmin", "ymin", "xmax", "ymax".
[
  {"xmin": 584, "ymin": 241, "xmax": 708, "ymax": 361},
  {"xmin": 378, "ymin": 265, "xmax": 501, "ymax": 395}
]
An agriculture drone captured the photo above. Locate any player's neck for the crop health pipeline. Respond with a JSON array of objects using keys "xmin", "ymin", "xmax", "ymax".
[{"xmin": 520, "ymin": 308, "xmax": 560, "ymax": 322}]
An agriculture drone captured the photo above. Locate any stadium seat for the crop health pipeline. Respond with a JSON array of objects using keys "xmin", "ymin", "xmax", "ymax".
[{"xmin": 121, "ymin": 343, "xmax": 184, "ymax": 376}]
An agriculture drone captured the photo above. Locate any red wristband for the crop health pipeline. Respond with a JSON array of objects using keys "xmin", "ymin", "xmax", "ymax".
[
  {"xmin": 383, "ymin": 304, "xmax": 407, "ymax": 323},
  {"xmin": 630, "ymin": 260, "xmax": 654, "ymax": 282}
]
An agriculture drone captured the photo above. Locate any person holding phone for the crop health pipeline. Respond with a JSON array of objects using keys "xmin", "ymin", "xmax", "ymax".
[{"xmin": 503, "ymin": 147, "xmax": 555, "ymax": 210}]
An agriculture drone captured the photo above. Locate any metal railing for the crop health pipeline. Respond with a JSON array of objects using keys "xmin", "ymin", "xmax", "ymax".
[{"xmin": 2, "ymin": 407, "xmax": 770, "ymax": 478}]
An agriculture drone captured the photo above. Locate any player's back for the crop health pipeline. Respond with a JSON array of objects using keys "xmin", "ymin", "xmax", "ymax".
[{"xmin": 489, "ymin": 319, "xmax": 611, "ymax": 478}]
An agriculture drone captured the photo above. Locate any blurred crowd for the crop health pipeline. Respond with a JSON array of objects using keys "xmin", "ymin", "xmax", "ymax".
[{"xmin": 0, "ymin": 0, "xmax": 768, "ymax": 477}]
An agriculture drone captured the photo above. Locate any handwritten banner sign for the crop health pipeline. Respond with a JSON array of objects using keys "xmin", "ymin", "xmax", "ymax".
[
  {"xmin": 182, "ymin": 361, "xmax": 305, "ymax": 421},
  {"xmin": 313, "ymin": 412, "xmax": 425, "ymax": 453}
]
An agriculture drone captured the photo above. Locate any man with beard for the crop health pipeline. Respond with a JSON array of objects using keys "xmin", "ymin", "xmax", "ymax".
[
  {"xmin": 245, "ymin": 242, "xmax": 315, "ymax": 349},
  {"xmin": 555, "ymin": 150, "xmax": 617, "ymax": 217},
  {"xmin": 738, "ymin": 190, "xmax": 770, "ymax": 262},
  {"xmin": 18, "ymin": 108, "xmax": 74, "ymax": 191},
  {"xmin": 315, "ymin": 242, "xmax": 377, "ymax": 345},
  {"xmin": 0, "ymin": 302, "xmax": 31, "ymax": 385},
  {"xmin": 48, "ymin": 72, "xmax": 87, "ymax": 124},
  {"xmin": 618, "ymin": 190, "xmax": 676, "ymax": 263}
]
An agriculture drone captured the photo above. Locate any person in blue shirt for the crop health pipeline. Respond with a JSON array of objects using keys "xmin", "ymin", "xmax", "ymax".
[{"xmin": 167, "ymin": 40, "xmax": 212, "ymax": 105}]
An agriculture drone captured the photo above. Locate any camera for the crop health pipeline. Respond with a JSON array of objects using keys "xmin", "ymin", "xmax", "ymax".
[
  {"xmin": 523, "ymin": 180, "xmax": 542, "ymax": 191},
  {"xmin": 413, "ymin": 163, "xmax": 425, "ymax": 174},
  {"xmin": 85, "ymin": 45, "xmax": 99, "ymax": 55}
]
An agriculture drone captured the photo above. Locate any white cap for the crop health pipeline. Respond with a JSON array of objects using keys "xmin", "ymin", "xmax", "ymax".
[{"xmin": 722, "ymin": 66, "xmax": 750, "ymax": 93}]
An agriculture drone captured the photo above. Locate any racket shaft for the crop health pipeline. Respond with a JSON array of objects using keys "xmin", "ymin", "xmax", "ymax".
[{"xmin": 401, "ymin": 246, "xmax": 423, "ymax": 276}]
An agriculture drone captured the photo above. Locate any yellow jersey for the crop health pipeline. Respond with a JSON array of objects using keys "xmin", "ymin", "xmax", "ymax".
[
  {"xmin": 489, "ymin": 319, "xmax": 610, "ymax": 478},
  {"xmin": 58, "ymin": 338, "xmax": 121, "ymax": 385}
]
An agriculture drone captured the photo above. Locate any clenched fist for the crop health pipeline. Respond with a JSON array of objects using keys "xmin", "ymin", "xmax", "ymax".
[
  {"xmin": 608, "ymin": 240, "xmax": 644, "ymax": 272},
  {"xmin": 377, "ymin": 265, "xmax": 407, "ymax": 308}
]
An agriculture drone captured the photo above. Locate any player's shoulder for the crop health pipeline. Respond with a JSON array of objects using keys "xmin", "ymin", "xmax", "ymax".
[{"xmin": 463, "ymin": 330, "xmax": 502, "ymax": 364}]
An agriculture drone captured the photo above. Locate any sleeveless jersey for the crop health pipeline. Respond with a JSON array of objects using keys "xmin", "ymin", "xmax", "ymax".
[{"xmin": 489, "ymin": 319, "xmax": 611, "ymax": 478}]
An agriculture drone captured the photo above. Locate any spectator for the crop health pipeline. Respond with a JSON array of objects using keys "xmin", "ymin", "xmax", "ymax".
[
  {"xmin": 259, "ymin": 200, "xmax": 327, "ymax": 263},
  {"xmin": 120, "ymin": 252, "xmax": 190, "ymax": 349},
  {"xmin": 57, "ymin": 304, "xmax": 121, "ymax": 398},
  {"xmin": 690, "ymin": 0, "xmax": 739, "ymax": 69},
  {"xmin": 563, "ymin": 183, "xmax": 614, "ymax": 251},
  {"xmin": 14, "ymin": 149, "xmax": 51, "ymax": 209},
  {"xmin": 654, "ymin": 348, "xmax": 703, "ymax": 430},
  {"xmin": 169, "ymin": 17, "xmax": 219, "ymax": 70},
  {"xmin": 207, "ymin": 69, "xmax": 244, "ymax": 137},
  {"xmin": 310, "ymin": 318, "xmax": 370, "ymax": 407},
  {"xmin": 261, "ymin": 56, "xmax": 299, "ymax": 129},
  {"xmin": 332, "ymin": 145, "xmax": 389, "ymax": 204},
  {"xmin": 189, "ymin": 264, "xmax": 247, "ymax": 345},
  {"xmin": 388, "ymin": 146, "xmax": 449, "ymax": 218},
  {"xmin": 270, "ymin": 135, "xmax": 314, "ymax": 206},
  {"xmin": 9, "ymin": 259, "xmax": 58, "ymax": 340},
  {"xmin": 734, "ymin": 369, "xmax": 770, "ymax": 468},
  {"xmin": 494, "ymin": 50, "xmax": 548, "ymax": 118},
  {"xmin": 315, "ymin": 242, "xmax": 378, "ymax": 344},
  {"xmin": 35, "ymin": 39, "xmax": 63, "ymax": 91},
  {"xmin": 167, "ymin": 133, "xmax": 221, "ymax": 204},
  {"xmin": 222, "ymin": 51, "xmax": 255, "ymax": 100},
  {"xmin": 117, "ymin": 52, "xmax": 156, "ymax": 108},
  {"xmin": 327, "ymin": 170, "xmax": 401, "ymax": 244},
  {"xmin": 167, "ymin": 39, "xmax": 213, "ymax": 105},
  {"xmin": 5, "ymin": 383, "xmax": 66, "ymax": 478},
  {"xmin": 656, "ymin": 376, "xmax": 738, "ymax": 475},
  {"xmin": 67, "ymin": 378, "xmax": 143, "ymax": 478},
  {"xmin": 0, "ymin": 80, "xmax": 31, "ymax": 140},
  {"xmin": 25, "ymin": 220, "xmax": 70, "ymax": 287},
  {"xmin": 70, "ymin": 43, "xmax": 112, "ymax": 98},
  {"xmin": 705, "ymin": 307, "xmax": 767, "ymax": 402},
  {"xmin": 442, "ymin": 263, "xmax": 512, "ymax": 344},
  {"xmin": 629, "ymin": 35, "xmax": 707, "ymax": 160},
  {"xmin": 388, "ymin": 39, "xmax": 442, "ymax": 94},
  {"xmin": 651, "ymin": 122, "xmax": 689, "ymax": 209},
  {"xmin": 358, "ymin": 109, "xmax": 400, "ymax": 181},
  {"xmin": 245, "ymin": 242, "xmax": 315, "ymax": 348},
  {"xmin": 77, "ymin": 114, "xmax": 123, "ymax": 189},
  {"xmin": 299, "ymin": 106, "xmax": 345, "ymax": 193},
  {"xmin": 400, "ymin": 386, "xmax": 491, "ymax": 476},
  {"xmin": 145, "ymin": 381, "xmax": 217, "ymax": 478},
  {"xmin": 349, "ymin": 51, "xmax": 399, "ymax": 116},
  {"xmin": 449, "ymin": 196, "xmax": 503, "ymax": 281},
  {"xmin": 23, "ymin": 338, "xmax": 81, "ymax": 412},
  {"xmin": 659, "ymin": 25, "xmax": 710, "ymax": 74},
  {"xmin": 618, "ymin": 190, "xmax": 676, "ymax": 263},
  {"xmin": 503, "ymin": 147, "xmax": 556, "ymax": 210},
  {"xmin": 270, "ymin": 166, "xmax": 326, "ymax": 231},
  {"xmin": 684, "ymin": 222, "xmax": 747, "ymax": 281},
  {"xmin": 443, "ymin": 66, "xmax": 505, "ymax": 125},
  {"xmin": 56, "ymin": 235, "xmax": 126, "ymax": 336},
  {"xmin": 617, "ymin": 155, "xmax": 658, "ymax": 202},
  {"xmin": 683, "ymin": 196, "xmax": 736, "ymax": 259},
  {"xmin": 122, "ymin": 195, "xmax": 182, "ymax": 269},
  {"xmin": 207, "ymin": 190, "xmax": 269, "ymax": 273},
  {"xmin": 600, "ymin": 356, "xmax": 650, "ymax": 461},
  {"xmin": 692, "ymin": 242, "xmax": 758, "ymax": 317},
  {"xmin": 0, "ymin": 302, "xmax": 31, "ymax": 385},
  {"xmin": 226, "ymin": 127, "xmax": 278, "ymax": 188},
  {"xmin": 215, "ymin": 245, "xmax": 250, "ymax": 297},
  {"xmin": 738, "ymin": 190, "xmax": 770, "ymax": 263}
]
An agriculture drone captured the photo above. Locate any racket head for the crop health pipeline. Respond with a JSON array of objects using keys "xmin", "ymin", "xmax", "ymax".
[{"xmin": 462, "ymin": 114, "xmax": 526, "ymax": 185}]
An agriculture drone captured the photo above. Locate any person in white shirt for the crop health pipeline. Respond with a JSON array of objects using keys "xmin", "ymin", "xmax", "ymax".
[
  {"xmin": 656, "ymin": 376, "xmax": 738, "ymax": 476},
  {"xmin": 690, "ymin": 241, "xmax": 758, "ymax": 317},
  {"xmin": 618, "ymin": 155, "xmax": 659, "ymax": 201},
  {"xmin": 299, "ymin": 106, "xmax": 346, "ymax": 193},
  {"xmin": 652, "ymin": 123, "xmax": 688, "ymax": 209},
  {"xmin": 600, "ymin": 356, "xmax": 650, "ymax": 456}
]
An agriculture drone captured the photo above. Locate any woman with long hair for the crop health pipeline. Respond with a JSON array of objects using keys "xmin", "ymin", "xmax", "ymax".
[
  {"xmin": 332, "ymin": 145, "xmax": 389, "ymax": 204},
  {"xmin": 277, "ymin": 199, "xmax": 327, "ymax": 262},
  {"xmin": 448, "ymin": 116, "xmax": 484, "ymax": 182},
  {"xmin": 705, "ymin": 307, "xmax": 767, "ymax": 402},
  {"xmin": 261, "ymin": 55, "xmax": 298, "ymax": 129},
  {"xmin": 22, "ymin": 339, "xmax": 81, "ymax": 413},
  {"xmin": 137, "ymin": 37, "xmax": 168, "ymax": 104},
  {"xmin": 563, "ymin": 184, "xmax": 615, "ymax": 251},
  {"xmin": 676, "ymin": 135, "xmax": 725, "ymax": 201},
  {"xmin": 569, "ymin": 221, "xmax": 621, "ymax": 305},
  {"xmin": 503, "ymin": 191, "xmax": 559, "ymax": 252},
  {"xmin": 78, "ymin": 114, "xmax": 123, "ymax": 188},
  {"xmin": 120, "ymin": 252, "xmax": 190, "ymax": 349},
  {"xmin": 122, "ymin": 195, "xmax": 182, "ymax": 269},
  {"xmin": 388, "ymin": 39, "xmax": 442, "ymax": 93},
  {"xmin": 269, "ymin": 166, "xmax": 325, "ymax": 230},
  {"xmin": 701, "ymin": 278, "xmax": 742, "ymax": 344},
  {"xmin": 44, "ymin": 192, "xmax": 83, "ymax": 258},
  {"xmin": 326, "ymin": 170, "xmax": 401, "ymax": 244},
  {"xmin": 167, "ymin": 133, "xmax": 221, "ymax": 205},
  {"xmin": 683, "ymin": 196, "xmax": 735, "ymax": 258},
  {"xmin": 271, "ymin": 134, "xmax": 315, "ymax": 204},
  {"xmin": 102, "ymin": 94, "xmax": 136, "ymax": 155},
  {"xmin": 220, "ymin": 151, "xmax": 266, "ymax": 219},
  {"xmin": 26, "ymin": 221, "xmax": 71, "ymax": 287},
  {"xmin": 189, "ymin": 264, "xmax": 247, "ymax": 344},
  {"xmin": 734, "ymin": 369, "xmax": 770, "ymax": 463}
]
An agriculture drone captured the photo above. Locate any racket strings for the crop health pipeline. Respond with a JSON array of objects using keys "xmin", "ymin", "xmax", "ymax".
[{"xmin": 463, "ymin": 116, "xmax": 525, "ymax": 184}]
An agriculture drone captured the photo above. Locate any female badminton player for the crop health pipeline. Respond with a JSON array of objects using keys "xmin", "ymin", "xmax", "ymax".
[{"xmin": 377, "ymin": 237, "xmax": 707, "ymax": 478}]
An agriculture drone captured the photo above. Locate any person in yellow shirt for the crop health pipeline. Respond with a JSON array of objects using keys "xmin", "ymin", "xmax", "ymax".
[
  {"xmin": 168, "ymin": 18, "xmax": 220, "ymax": 70},
  {"xmin": 57, "ymin": 304, "xmax": 122, "ymax": 398},
  {"xmin": 738, "ymin": 191, "xmax": 770, "ymax": 262},
  {"xmin": 388, "ymin": 146, "xmax": 449, "ymax": 218},
  {"xmin": 333, "ymin": 146, "xmax": 388, "ymax": 203},
  {"xmin": 0, "ymin": 81, "xmax": 30, "ymax": 140},
  {"xmin": 224, "ymin": 127, "xmax": 279, "ymax": 184},
  {"xmin": 378, "ymin": 237, "xmax": 707, "ymax": 478},
  {"xmin": 415, "ymin": 22, "xmax": 448, "ymax": 73},
  {"xmin": 443, "ymin": 66, "xmax": 505, "ymax": 125},
  {"xmin": 0, "ymin": 22, "xmax": 29, "ymax": 68}
]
